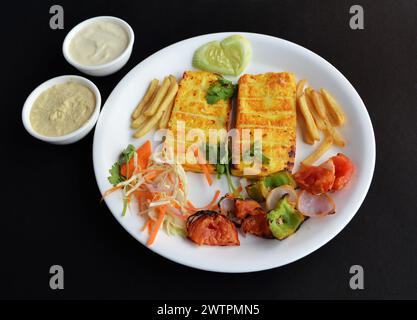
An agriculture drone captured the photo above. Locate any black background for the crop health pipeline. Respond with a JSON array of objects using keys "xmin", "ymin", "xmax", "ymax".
[{"xmin": 1, "ymin": 0, "xmax": 416, "ymax": 300}]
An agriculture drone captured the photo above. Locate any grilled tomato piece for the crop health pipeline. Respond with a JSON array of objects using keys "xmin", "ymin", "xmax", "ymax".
[
  {"xmin": 241, "ymin": 212, "xmax": 273, "ymax": 238},
  {"xmin": 235, "ymin": 199, "xmax": 264, "ymax": 219},
  {"xmin": 186, "ymin": 211, "xmax": 240, "ymax": 246},
  {"xmin": 331, "ymin": 153, "xmax": 355, "ymax": 191},
  {"xmin": 234, "ymin": 199, "xmax": 273, "ymax": 238},
  {"xmin": 294, "ymin": 164, "xmax": 335, "ymax": 195}
]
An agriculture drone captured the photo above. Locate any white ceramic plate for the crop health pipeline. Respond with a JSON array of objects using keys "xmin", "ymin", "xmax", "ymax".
[{"xmin": 93, "ymin": 32, "xmax": 375, "ymax": 273}]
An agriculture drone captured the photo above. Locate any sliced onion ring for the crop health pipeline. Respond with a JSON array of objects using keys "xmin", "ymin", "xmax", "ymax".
[
  {"xmin": 320, "ymin": 158, "xmax": 335, "ymax": 175},
  {"xmin": 296, "ymin": 190, "xmax": 336, "ymax": 217},
  {"xmin": 266, "ymin": 185, "xmax": 298, "ymax": 211},
  {"xmin": 218, "ymin": 195, "xmax": 236, "ymax": 215}
]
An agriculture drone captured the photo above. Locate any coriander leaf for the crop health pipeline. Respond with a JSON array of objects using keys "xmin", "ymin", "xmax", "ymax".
[
  {"xmin": 218, "ymin": 77, "xmax": 232, "ymax": 86},
  {"xmin": 118, "ymin": 144, "xmax": 136, "ymax": 165},
  {"xmin": 206, "ymin": 94, "xmax": 221, "ymax": 104},
  {"xmin": 206, "ymin": 77, "xmax": 237, "ymax": 105},
  {"xmin": 209, "ymin": 85, "xmax": 221, "ymax": 94},
  {"xmin": 108, "ymin": 163, "xmax": 125, "ymax": 186}
]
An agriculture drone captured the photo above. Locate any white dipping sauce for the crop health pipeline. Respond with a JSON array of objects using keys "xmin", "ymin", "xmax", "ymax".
[{"xmin": 69, "ymin": 21, "xmax": 129, "ymax": 66}]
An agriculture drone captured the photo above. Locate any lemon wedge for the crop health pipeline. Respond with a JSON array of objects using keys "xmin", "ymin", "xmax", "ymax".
[{"xmin": 192, "ymin": 35, "xmax": 252, "ymax": 76}]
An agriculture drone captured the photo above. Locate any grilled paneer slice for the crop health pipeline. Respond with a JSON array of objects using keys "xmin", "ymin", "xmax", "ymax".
[
  {"xmin": 232, "ymin": 72, "xmax": 297, "ymax": 177},
  {"xmin": 166, "ymin": 71, "xmax": 232, "ymax": 172}
]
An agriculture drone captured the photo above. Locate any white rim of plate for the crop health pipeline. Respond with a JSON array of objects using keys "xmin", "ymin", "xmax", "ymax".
[{"xmin": 92, "ymin": 32, "xmax": 376, "ymax": 273}]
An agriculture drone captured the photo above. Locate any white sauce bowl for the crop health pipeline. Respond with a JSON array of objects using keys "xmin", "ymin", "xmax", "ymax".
[
  {"xmin": 22, "ymin": 75, "xmax": 101, "ymax": 145},
  {"xmin": 62, "ymin": 16, "xmax": 134, "ymax": 77}
]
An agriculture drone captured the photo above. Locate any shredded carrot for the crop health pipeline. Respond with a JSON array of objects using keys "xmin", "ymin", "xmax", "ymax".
[
  {"xmin": 120, "ymin": 140, "xmax": 152, "ymax": 179},
  {"xmin": 187, "ymin": 190, "xmax": 221, "ymax": 211},
  {"xmin": 168, "ymin": 209, "xmax": 188, "ymax": 221},
  {"xmin": 203, "ymin": 190, "xmax": 221, "ymax": 209},
  {"xmin": 101, "ymin": 185, "xmax": 123, "ymax": 201},
  {"xmin": 133, "ymin": 190, "xmax": 153, "ymax": 199},
  {"xmin": 171, "ymin": 199, "xmax": 182, "ymax": 209},
  {"xmin": 201, "ymin": 165, "xmax": 213, "ymax": 186},
  {"xmin": 141, "ymin": 219, "xmax": 151, "ymax": 231},
  {"xmin": 168, "ymin": 173, "xmax": 174, "ymax": 184},
  {"xmin": 194, "ymin": 149, "xmax": 213, "ymax": 186},
  {"xmin": 187, "ymin": 200, "xmax": 197, "ymax": 210},
  {"xmin": 144, "ymin": 171, "xmax": 160, "ymax": 182},
  {"xmin": 138, "ymin": 196, "xmax": 146, "ymax": 213},
  {"xmin": 236, "ymin": 185, "xmax": 243, "ymax": 194},
  {"xmin": 148, "ymin": 220, "xmax": 154, "ymax": 235},
  {"xmin": 147, "ymin": 205, "xmax": 167, "ymax": 246}
]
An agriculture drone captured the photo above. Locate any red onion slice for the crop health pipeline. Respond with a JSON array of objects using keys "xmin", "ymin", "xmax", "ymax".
[
  {"xmin": 266, "ymin": 185, "xmax": 298, "ymax": 211},
  {"xmin": 296, "ymin": 190, "xmax": 336, "ymax": 217}
]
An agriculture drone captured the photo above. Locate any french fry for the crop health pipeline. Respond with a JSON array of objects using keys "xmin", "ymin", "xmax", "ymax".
[
  {"xmin": 296, "ymin": 79, "xmax": 307, "ymax": 98},
  {"xmin": 144, "ymin": 77, "xmax": 171, "ymax": 116},
  {"xmin": 323, "ymin": 119, "xmax": 346, "ymax": 147},
  {"xmin": 320, "ymin": 88, "xmax": 346, "ymax": 127},
  {"xmin": 157, "ymin": 76, "xmax": 178, "ymax": 129},
  {"xmin": 302, "ymin": 134, "xmax": 333, "ymax": 166},
  {"xmin": 296, "ymin": 106, "xmax": 315, "ymax": 145},
  {"xmin": 309, "ymin": 89, "xmax": 328, "ymax": 119},
  {"xmin": 298, "ymin": 95, "xmax": 321, "ymax": 141},
  {"xmin": 307, "ymin": 88, "xmax": 346, "ymax": 147},
  {"xmin": 304, "ymin": 91, "xmax": 326, "ymax": 131},
  {"xmin": 133, "ymin": 111, "xmax": 163, "ymax": 139},
  {"xmin": 131, "ymin": 79, "xmax": 159, "ymax": 119},
  {"xmin": 134, "ymin": 77, "xmax": 178, "ymax": 138},
  {"xmin": 159, "ymin": 97, "xmax": 175, "ymax": 129},
  {"xmin": 131, "ymin": 114, "xmax": 148, "ymax": 129},
  {"xmin": 296, "ymin": 82, "xmax": 315, "ymax": 144}
]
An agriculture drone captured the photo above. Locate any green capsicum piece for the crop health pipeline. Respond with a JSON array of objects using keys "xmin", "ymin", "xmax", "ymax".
[
  {"xmin": 267, "ymin": 195, "xmax": 305, "ymax": 240},
  {"xmin": 246, "ymin": 180, "xmax": 269, "ymax": 202},
  {"xmin": 246, "ymin": 171, "xmax": 297, "ymax": 202},
  {"xmin": 264, "ymin": 170, "xmax": 297, "ymax": 189}
]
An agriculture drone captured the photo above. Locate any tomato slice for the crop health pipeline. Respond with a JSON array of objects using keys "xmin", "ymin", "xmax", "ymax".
[
  {"xmin": 331, "ymin": 153, "xmax": 355, "ymax": 191},
  {"xmin": 187, "ymin": 211, "xmax": 240, "ymax": 246},
  {"xmin": 234, "ymin": 199, "xmax": 264, "ymax": 219},
  {"xmin": 241, "ymin": 212, "xmax": 273, "ymax": 238},
  {"xmin": 294, "ymin": 164, "xmax": 335, "ymax": 195}
]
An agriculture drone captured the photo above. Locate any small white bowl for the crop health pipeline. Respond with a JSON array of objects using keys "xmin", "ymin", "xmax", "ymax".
[
  {"xmin": 22, "ymin": 75, "xmax": 101, "ymax": 145},
  {"xmin": 62, "ymin": 16, "xmax": 134, "ymax": 77}
]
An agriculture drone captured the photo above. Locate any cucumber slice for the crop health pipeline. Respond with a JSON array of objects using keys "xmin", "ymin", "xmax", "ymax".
[{"xmin": 192, "ymin": 35, "xmax": 252, "ymax": 76}]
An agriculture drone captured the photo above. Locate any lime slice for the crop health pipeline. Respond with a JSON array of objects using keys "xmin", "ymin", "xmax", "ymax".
[{"xmin": 192, "ymin": 35, "xmax": 252, "ymax": 76}]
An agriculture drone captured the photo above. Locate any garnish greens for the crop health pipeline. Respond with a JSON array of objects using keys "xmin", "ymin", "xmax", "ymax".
[
  {"xmin": 107, "ymin": 144, "xmax": 136, "ymax": 216},
  {"xmin": 108, "ymin": 144, "xmax": 136, "ymax": 186},
  {"xmin": 205, "ymin": 140, "xmax": 238, "ymax": 195},
  {"xmin": 108, "ymin": 163, "xmax": 124, "ymax": 185},
  {"xmin": 119, "ymin": 144, "xmax": 136, "ymax": 165},
  {"xmin": 204, "ymin": 140, "xmax": 271, "ymax": 195},
  {"xmin": 244, "ymin": 142, "xmax": 271, "ymax": 166},
  {"xmin": 206, "ymin": 77, "xmax": 237, "ymax": 105}
]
